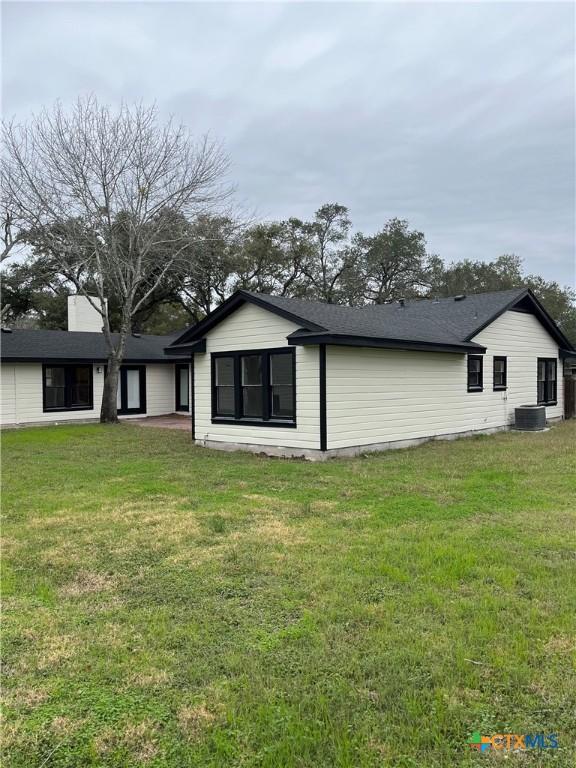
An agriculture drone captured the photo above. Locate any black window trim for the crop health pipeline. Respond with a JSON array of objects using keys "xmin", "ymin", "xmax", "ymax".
[
  {"xmin": 117, "ymin": 365, "xmax": 147, "ymax": 415},
  {"xmin": 211, "ymin": 347, "xmax": 296, "ymax": 427},
  {"xmin": 467, "ymin": 354, "xmax": 484, "ymax": 392},
  {"xmin": 42, "ymin": 363, "xmax": 94, "ymax": 412},
  {"xmin": 493, "ymin": 356, "xmax": 507, "ymax": 391},
  {"xmin": 175, "ymin": 363, "xmax": 190, "ymax": 412},
  {"xmin": 537, "ymin": 357, "xmax": 557, "ymax": 406}
]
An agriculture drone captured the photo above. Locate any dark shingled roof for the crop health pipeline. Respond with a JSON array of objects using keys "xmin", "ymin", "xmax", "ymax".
[
  {"xmin": 170, "ymin": 286, "xmax": 570, "ymax": 353},
  {"xmin": 0, "ymin": 329, "xmax": 182, "ymax": 362},
  {"xmin": 251, "ymin": 289, "xmax": 527, "ymax": 345}
]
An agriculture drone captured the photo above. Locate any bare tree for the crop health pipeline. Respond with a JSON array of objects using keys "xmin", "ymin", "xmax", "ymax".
[
  {"xmin": 1, "ymin": 207, "xmax": 27, "ymax": 262},
  {"xmin": 2, "ymin": 96, "xmax": 229, "ymax": 422}
]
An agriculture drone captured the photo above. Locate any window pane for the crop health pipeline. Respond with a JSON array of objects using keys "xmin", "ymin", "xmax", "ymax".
[
  {"xmin": 70, "ymin": 366, "xmax": 91, "ymax": 407},
  {"xmin": 179, "ymin": 367, "xmax": 189, "ymax": 407},
  {"xmin": 126, "ymin": 370, "xmax": 141, "ymax": 409},
  {"xmin": 241, "ymin": 355, "xmax": 261, "ymax": 385},
  {"xmin": 215, "ymin": 357, "xmax": 234, "ymax": 386},
  {"xmin": 538, "ymin": 361, "xmax": 546, "ymax": 381},
  {"xmin": 538, "ymin": 381, "xmax": 545, "ymax": 403},
  {"xmin": 44, "ymin": 367, "xmax": 66, "ymax": 408},
  {"xmin": 217, "ymin": 386, "xmax": 235, "ymax": 415},
  {"xmin": 272, "ymin": 385, "xmax": 293, "ymax": 417},
  {"xmin": 45, "ymin": 387, "xmax": 66, "ymax": 409},
  {"xmin": 547, "ymin": 361, "xmax": 556, "ymax": 381},
  {"xmin": 243, "ymin": 386, "xmax": 263, "ymax": 417},
  {"xmin": 494, "ymin": 358, "xmax": 506, "ymax": 387},
  {"xmin": 270, "ymin": 354, "xmax": 292, "ymax": 385},
  {"xmin": 46, "ymin": 367, "xmax": 65, "ymax": 388}
]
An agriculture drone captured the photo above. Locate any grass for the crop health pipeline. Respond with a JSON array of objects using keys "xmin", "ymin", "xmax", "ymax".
[{"xmin": 1, "ymin": 421, "xmax": 575, "ymax": 767}]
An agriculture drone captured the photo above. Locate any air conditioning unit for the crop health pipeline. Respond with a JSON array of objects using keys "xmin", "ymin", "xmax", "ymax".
[{"xmin": 515, "ymin": 405, "xmax": 546, "ymax": 431}]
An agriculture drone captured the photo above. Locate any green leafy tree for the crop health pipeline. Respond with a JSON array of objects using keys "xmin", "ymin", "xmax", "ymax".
[{"xmin": 352, "ymin": 218, "xmax": 431, "ymax": 304}]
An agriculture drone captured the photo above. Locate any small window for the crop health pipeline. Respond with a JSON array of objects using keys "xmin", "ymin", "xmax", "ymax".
[
  {"xmin": 467, "ymin": 355, "xmax": 483, "ymax": 392},
  {"xmin": 43, "ymin": 365, "xmax": 93, "ymax": 411},
  {"xmin": 537, "ymin": 358, "xmax": 557, "ymax": 405},
  {"xmin": 215, "ymin": 356, "xmax": 235, "ymax": 416},
  {"xmin": 493, "ymin": 356, "xmax": 507, "ymax": 390},
  {"xmin": 211, "ymin": 349, "xmax": 296, "ymax": 426}
]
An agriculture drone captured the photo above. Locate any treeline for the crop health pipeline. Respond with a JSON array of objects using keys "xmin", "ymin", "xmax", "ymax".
[{"xmin": 2, "ymin": 202, "xmax": 575, "ymax": 342}]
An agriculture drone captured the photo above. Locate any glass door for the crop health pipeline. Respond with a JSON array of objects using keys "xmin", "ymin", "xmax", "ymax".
[
  {"xmin": 176, "ymin": 364, "xmax": 190, "ymax": 412},
  {"xmin": 117, "ymin": 366, "xmax": 146, "ymax": 414}
]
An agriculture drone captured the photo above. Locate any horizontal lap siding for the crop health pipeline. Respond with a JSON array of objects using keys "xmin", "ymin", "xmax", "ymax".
[
  {"xmin": 0, "ymin": 365, "xmax": 16, "ymax": 423},
  {"xmin": 0, "ymin": 363, "xmax": 104, "ymax": 425},
  {"xmin": 0, "ymin": 363, "xmax": 176, "ymax": 425},
  {"xmin": 194, "ymin": 303, "xmax": 320, "ymax": 449},
  {"xmin": 326, "ymin": 310, "xmax": 562, "ymax": 450},
  {"xmin": 144, "ymin": 365, "xmax": 176, "ymax": 416}
]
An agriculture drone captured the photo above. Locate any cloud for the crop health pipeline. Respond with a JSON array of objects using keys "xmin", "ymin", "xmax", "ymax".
[{"xmin": 2, "ymin": 0, "xmax": 574, "ymax": 286}]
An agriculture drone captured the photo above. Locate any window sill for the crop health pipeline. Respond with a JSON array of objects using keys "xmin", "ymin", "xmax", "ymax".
[
  {"xmin": 537, "ymin": 401, "xmax": 557, "ymax": 407},
  {"xmin": 467, "ymin": 387, "xmax": 483, "ymax": 393},
  {"xmin": 43, "ymin": 405, "xmax": 93, "ymax": 413},
  {"xmin": 211, "ymin": 417, "xmax": 297, "ymax": 428},
  {"xmin": 493, "ymin": 386, "xmax": 507, "ymax": 392}
]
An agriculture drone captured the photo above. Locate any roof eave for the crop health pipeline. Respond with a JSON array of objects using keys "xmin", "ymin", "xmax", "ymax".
[
  {"xmin": 163, "ymin": 339, "xmax": 206, "ymax": 356},
  {"xmin": 287, "ymin": 332, "xmax": 485, "ymax": 354}
]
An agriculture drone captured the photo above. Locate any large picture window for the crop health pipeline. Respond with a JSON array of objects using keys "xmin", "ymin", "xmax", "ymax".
[
  {"xmin": 212, "ymin": 348, "xmax": 295, "ymax": 426},
  {"xmin": 43, "ymin": 364, "xmax": 93, "ymax": 412},
  {"xmin": 537, "ymin": 358, "xmax": 557, "ymax": 405}
]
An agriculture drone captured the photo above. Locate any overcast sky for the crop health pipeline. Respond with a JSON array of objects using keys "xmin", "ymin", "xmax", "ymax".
[{"xmin": 2, "ymin": 1, "xmax": 575, "ymax": 286}]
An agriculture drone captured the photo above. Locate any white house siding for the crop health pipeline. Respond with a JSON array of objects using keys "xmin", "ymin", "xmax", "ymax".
[
  {"xmin": 194, "ymin": 302, "xmax": 320, "ymax": 451},
  {"xmin": 325, "ymin": 310, "xmax": 562, "ymax": 451},
  {"xmin": 0, "ymin": 362, "xmax": 176, "ymax": 426},
  {"xmin": 0, "ymin": 363, "xmax": 104, "ymax": 426},
  {"xmin": 145, "ymin": 365, "xmax": 176, "ymax": 416}
]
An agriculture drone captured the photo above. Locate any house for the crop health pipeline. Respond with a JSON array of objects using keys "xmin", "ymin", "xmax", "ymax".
[
  {"xmin": 0, "ymin": 296, "xmax": 191, "ymax": 425},
  {"xmin": 164, "ymin": 287, "xmax": 573, "ymax": 458},
  {"xmin": 1, "ymin": 288, "xmax": 572, "ymax": 458}
]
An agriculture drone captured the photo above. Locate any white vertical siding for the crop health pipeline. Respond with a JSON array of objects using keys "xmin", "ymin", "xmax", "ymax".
[
  {"xmin": 0, "ymin": 362, "xmax": 176, "ymax": 425},
  {"xmin": 325, "ymin": 310, "xmax": 563, "ymax": 450},
  {"xmin": 194, "ymin": 302, "xmax": 320, "ymax": 450}
]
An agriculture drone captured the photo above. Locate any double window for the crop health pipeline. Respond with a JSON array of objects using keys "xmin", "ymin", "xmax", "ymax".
[
  {"xmin": 43, "ymin": 364, "xmax": 93, "ymax": 412},
  {"xmin": 537, "ymin": 358, "xmax": 557, "ymax": 405},
  {"xmin": 212, "ymin": 348, "xmax": 296, "ymax": 426},
  {"xmin": 467, "ymin": 355, "xmax": 483, "ymax": 392},
  {"xmin": 493, "ymin": 356, "xmax": 507, "ymax": 390}
]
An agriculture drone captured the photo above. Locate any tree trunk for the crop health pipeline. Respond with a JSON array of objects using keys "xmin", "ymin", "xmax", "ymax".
[{"xmin": 100, "ymin": 357, "xmax": 121, "ymax": 423}]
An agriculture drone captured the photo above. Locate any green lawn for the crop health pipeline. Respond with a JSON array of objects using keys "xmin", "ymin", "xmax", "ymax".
[{"xmin": 2, "ymin": 422, "xmax": 575, "ymax": 767}]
